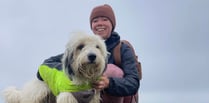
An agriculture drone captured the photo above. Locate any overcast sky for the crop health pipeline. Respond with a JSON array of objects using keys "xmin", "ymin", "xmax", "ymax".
[{"xmin": 1, "ymin": 0, "xmax": 209, "ymax": 103}]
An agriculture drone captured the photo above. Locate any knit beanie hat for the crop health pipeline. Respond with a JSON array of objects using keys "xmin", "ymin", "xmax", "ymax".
[{"xmin": 90, "ymin": 4, "xmax": 116, "ymax": 31}]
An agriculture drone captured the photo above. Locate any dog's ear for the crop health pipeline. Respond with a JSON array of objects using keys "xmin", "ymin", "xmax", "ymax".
[
  {"xmin": 103, "ymin": 52, "xmax": 110, "ymax": 73},
  {"xmin": 106, "ymin": 52, "xmax": 111, "ymax": 64},
  {"xmin": 62, "ymin": 49, "xmax": 74, "ymax": 76},
  {"xmin": 62, "ymin": 49, "xmax": 69, "ymax": 69}
]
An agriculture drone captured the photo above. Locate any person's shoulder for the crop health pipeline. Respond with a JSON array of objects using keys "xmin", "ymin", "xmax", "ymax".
[
  {"xmin": 120, "ymin": 40, "xmax": 136, "ymax": 56},
  {"xmin": 44, "ymin": 53, "xmax": 64, "ymax": 61},
  {"xmin": 51, "ymin": 53, "xmax": 64, "ymax": 58},
  {"xmin": 120, "ymin": 40, "xmax": 132, "ymax": 50}
]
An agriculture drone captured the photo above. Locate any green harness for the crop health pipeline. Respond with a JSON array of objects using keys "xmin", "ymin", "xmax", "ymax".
[{"xmin": 38, "ymin": 65, "xmax": 92, "ymax": 96}]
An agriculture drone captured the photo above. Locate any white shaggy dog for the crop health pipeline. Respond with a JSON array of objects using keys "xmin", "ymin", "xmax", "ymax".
[{"xmin": 3, "ymin": 32, "xmax": 109, "ymax": 103}]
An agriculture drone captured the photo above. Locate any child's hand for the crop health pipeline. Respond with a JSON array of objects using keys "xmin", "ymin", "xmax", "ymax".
[{"xmin": 92, "ymin": 75, "xmax": 109, "ymax": 91}]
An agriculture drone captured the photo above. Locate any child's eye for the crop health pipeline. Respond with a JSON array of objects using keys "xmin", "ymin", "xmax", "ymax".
[{"xmin": 92, "ymin": 19, "xmax": 98, "ymax": 23}]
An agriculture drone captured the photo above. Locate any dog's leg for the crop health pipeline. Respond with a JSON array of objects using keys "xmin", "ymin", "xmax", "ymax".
[
  {"xmin": 89, "ymin": 91, "xmax": 101, "ymax": 103},
  {"xmin": 3, "ymin": 86, "xmax": 21, "ymax": 103},
  {"xmin": 57, "ymin": 92, "xmax": 78, "ymax": 103},
  {"xmin": 44, "ymin": 92, "xmax": 56, "ymax": 103},
  {"xmin": 20, "ymin": 79, "xmax": 50, "ymax": 103}
]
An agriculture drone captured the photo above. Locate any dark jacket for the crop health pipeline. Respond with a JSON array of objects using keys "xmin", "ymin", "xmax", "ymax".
[
  {"xmin": 103, "ymin": 32, "xmax": 139, "ymax": 96},
  {"xmin": 37, "ymin": 32, "xmax": 140, "ymax": 96}
]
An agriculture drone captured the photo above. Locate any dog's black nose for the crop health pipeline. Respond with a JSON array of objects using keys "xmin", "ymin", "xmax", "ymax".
[{"xmin": 88, "ymin": 53, "xmax": 96, "ymax": 63}]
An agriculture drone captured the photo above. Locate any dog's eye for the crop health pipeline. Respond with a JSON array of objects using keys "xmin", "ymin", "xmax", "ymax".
[
  {"xmin": 96, "ymin": 45, "xmax": 100, "ymax": 49},
  {"xmin": 77, "ymin": 44, "xmax": 84, "ymax": 50}
]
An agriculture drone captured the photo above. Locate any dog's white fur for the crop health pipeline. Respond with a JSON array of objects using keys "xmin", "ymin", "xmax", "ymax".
[{"xmin": 3, "ymin": 32, "xmax": 108, "ymax": 103}]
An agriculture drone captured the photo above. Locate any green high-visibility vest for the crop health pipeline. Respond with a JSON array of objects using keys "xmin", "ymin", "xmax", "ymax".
[{"xmin": 39, "ymin": 65, "xmax": 92, "ymax": 96}]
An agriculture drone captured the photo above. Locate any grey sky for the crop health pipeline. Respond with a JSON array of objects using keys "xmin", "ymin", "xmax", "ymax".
[{"xmin": 1, "ymin": 0, "xmax": 209, "ymax": 103}]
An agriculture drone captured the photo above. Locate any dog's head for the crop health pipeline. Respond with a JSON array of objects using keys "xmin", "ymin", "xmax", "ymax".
[{"xmin": 62, "ymin": 32, "xmax": 109, "ymax": 83}]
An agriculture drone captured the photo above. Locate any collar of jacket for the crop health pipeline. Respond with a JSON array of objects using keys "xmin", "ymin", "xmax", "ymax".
[{"xmin": 105, "ymin": 32, "xmax": 120, "ymax": 51}]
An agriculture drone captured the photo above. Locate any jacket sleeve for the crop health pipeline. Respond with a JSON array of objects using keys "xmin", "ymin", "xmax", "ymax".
[
  {"xmin": 37, "ymin": 54, "xmax": 64, "ymax": 80},
  {"xmin": 104, "ymin": 43, "xmax": 140, "ymax": 96}
]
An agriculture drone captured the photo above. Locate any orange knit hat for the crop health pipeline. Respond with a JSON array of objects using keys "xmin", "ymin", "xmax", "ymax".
[{"xmin": 90, "ymin": 4, "xmax": 116, "ymax": 31}]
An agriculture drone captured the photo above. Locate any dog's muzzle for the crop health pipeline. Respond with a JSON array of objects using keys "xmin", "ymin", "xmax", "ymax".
[{"xmin": 88, "ymin": 53, "xmax": 96, "ymax": 63}]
